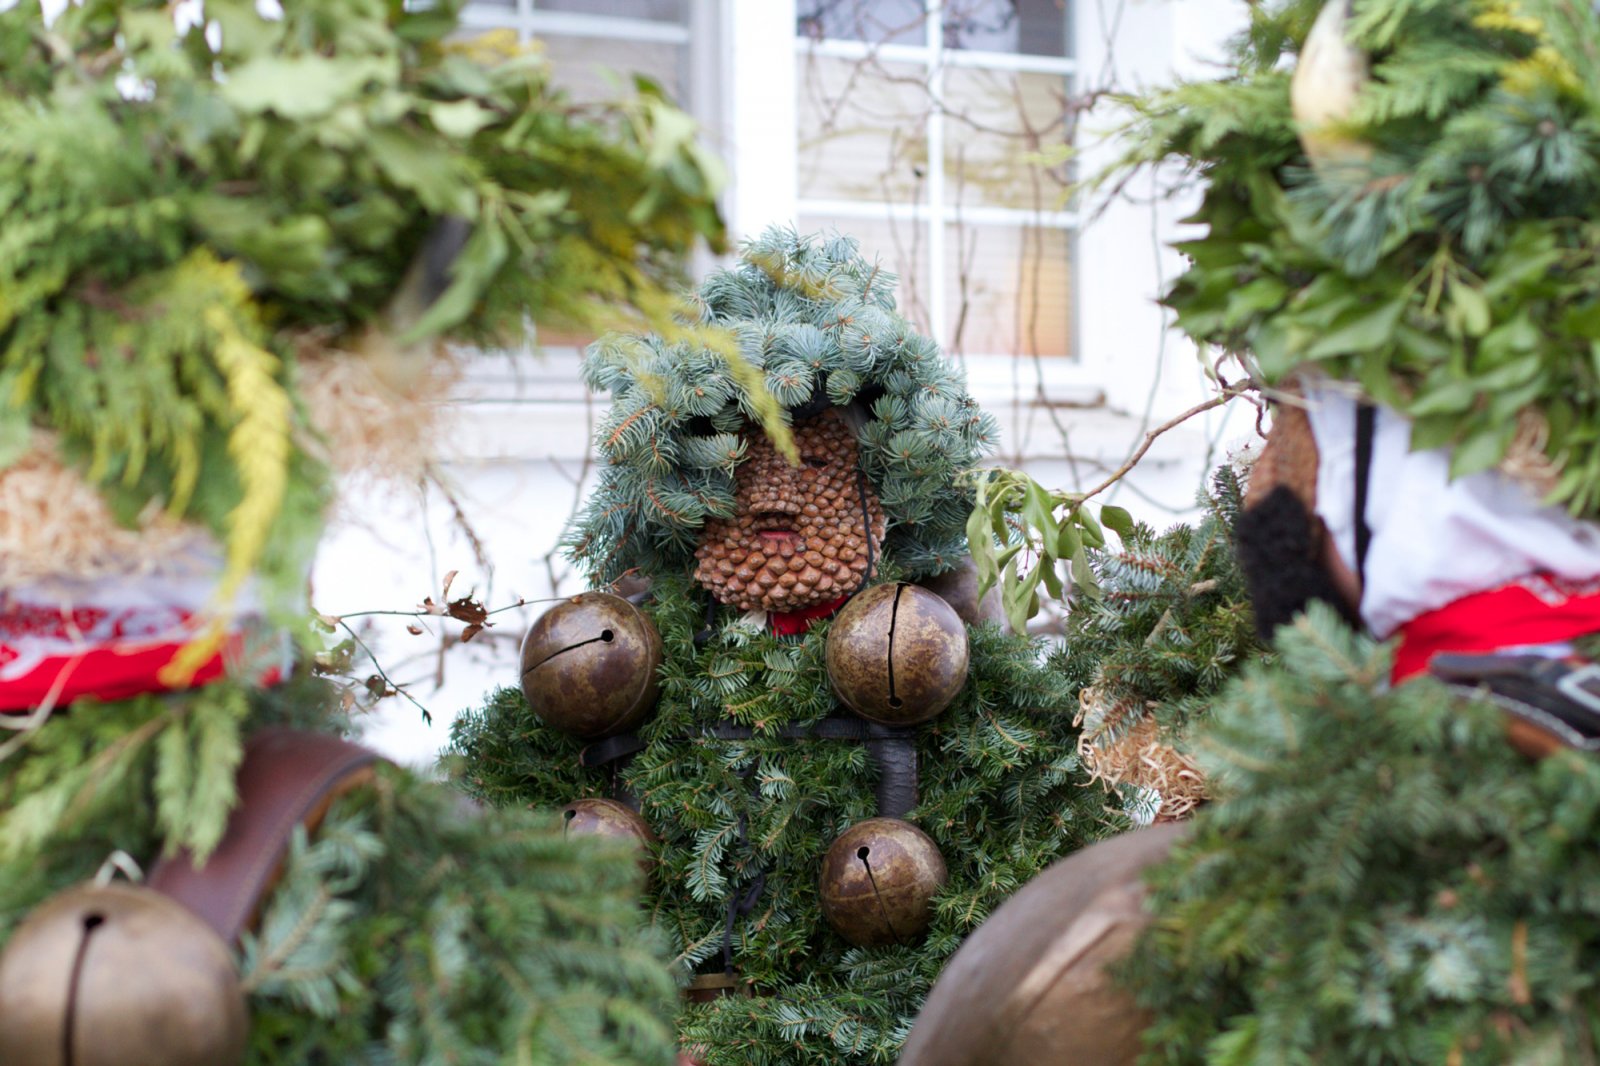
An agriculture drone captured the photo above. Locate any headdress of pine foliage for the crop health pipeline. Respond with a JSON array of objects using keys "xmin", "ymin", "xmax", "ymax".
[
  {"xmin": 0, "ymin": 0, "xmax": 725, "ymax": 608},
  {"xmin": 1115, "ymin": 0, "xmax": 1600, "ymax": 513},
  {"xmin": 1121, "ymin": 601, "xmax": 1600, "ymax": 1065},
  {"xmin": 568, "ymin": 226, "xmax": 1000, "ymax": 585},
  {"xmin": 449, "ymin": 574, "xmax": 1108, "ymax": 1065}
]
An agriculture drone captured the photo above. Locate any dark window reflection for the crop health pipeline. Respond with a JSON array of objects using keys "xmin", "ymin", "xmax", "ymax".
[
  {"xmin": 797, "ymin": 0, "xmax": 927, "ymax": 47},
  {"xmin": 944, "ymin": 0, "xmax": 1069, "ymax": 57}
]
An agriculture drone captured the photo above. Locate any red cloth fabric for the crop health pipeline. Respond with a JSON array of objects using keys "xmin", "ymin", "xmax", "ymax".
[
  {"xmin": 0, "ymin": 634, "xmax": 280, "ymax": 711},
  {"xmin": 768, "ymin": 595, "xmax": 849, "ymax": 636},
  {"xmin": 0, "ymin": 598, "xmax": 284, "ymax": 711},
  {"xmin": 1392, "ymin": 573, "xmax": 1600, "ymax": 683}
]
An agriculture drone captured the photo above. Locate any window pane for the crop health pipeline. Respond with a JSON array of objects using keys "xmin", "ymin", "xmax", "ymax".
[
  {"xmin": 539, "ymin": 0, "xmax": 687, "ymax": 22},
  {"xmin": 798, "ymin": 215, "xmax": 934, "ymax": 338},
  {"xmin": 540, "ymin": 36, "xmax": 685, "ymax": 102},
  {"xmin": 798, "ymin": 54, "xmax": 929, "ymax": 203},
  {"xmin": 943, "ymin": 67, "xmax": 1070, "ymax": 210},
  {"xmin": 943, "ymin": 0, "xmax": 1069, "ymax": 57},
  {"xmin": 797, "ymin": 0, "xmax": 926, "ymax": 46},
  {"xmin": 945, "ymin": 224, "xmax": 1073, "ymax": 358}
]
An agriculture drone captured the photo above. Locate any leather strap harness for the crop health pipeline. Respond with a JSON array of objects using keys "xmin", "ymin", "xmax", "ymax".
[{"xmin": 147, "ymin": 728, "xmax": 380, "ymax": 945}]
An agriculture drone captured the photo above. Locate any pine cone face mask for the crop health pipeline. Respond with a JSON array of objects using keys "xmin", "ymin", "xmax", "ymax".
[{"xmin": 693, "ymin": 410, "xmax": 886, "ymax": 613}]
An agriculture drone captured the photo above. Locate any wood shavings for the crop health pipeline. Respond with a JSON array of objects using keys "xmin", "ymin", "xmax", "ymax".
[
  {"xmin": 295, "ymin": 347, "xmax": 459, "ymax": 481},
  {"xmin": 1076, "ymin": 685, "xmax": 1208, "ymax": 823},
  {"xmin": 0, "ymin": 436, "xmax": 217, "ymax": 585}
]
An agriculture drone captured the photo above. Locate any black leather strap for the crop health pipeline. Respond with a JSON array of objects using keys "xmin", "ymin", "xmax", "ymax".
[
  {"xmin": 1353, "ymin": 402, "xmax": 1376, "ymax": 595},
  {"xmin": 1431, "ymin": 653, "xmax": 1600, "ymax": 750},
  {"xmin": 582, "ymin": 716, "xmax": 920, "ymax": 814}
]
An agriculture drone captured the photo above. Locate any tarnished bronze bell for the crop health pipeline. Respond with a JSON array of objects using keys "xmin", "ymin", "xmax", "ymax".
[
  {"xmin": 819, "ymin": 817, "xmax": 947, "ymax": 947},
  {"xmin": 827, "ymin": 583, "xmax": 969, "ymax": 725},
  {"xmin": 520, "ymin": 591, "xmax": 663, "ymax": 738},
  {"xmin": 0, "ymin": 883, "xmax": 248, "ymax": 1066},
  {"xmin": 918, "ymin": 556, "xmax": 1007, "ymax": 631},
  {"xmin": 897, "ymin": 823, "xmax": 1188, "ymax": 1066},
  {"xmin": 561, "ymin": 797, "xmax": 657, "ymax": 866}
]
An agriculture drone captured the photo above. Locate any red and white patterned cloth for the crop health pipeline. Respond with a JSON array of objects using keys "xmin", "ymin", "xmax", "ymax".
[{"xmin": 0, "ymin": 566, "xmax": 289, "ymax": 711}]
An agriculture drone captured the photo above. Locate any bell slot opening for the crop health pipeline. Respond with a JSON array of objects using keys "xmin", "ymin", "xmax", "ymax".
[
  {"xmin": 526, "ymin": 631, "xmax": 619, "ymax": 675},
  {"xmin": 63, "ymin": 912, "xmax": 108, "ymax": 1066},
  {"xmin": 856, "ymin": 844, "xmax": 905, "ymax": 945},
  {"xmin": 886, "ymin": 584, "xmax": 908, "ymax": 711}
]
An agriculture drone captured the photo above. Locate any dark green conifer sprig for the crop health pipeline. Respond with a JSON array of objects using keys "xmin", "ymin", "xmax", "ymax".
[
  {"xmin": 0, "ymin": 674, "xmax": 680, "ymax": 1066},
  {"xmin": 1055, "ymin": 468, "xmax": 1267, "ymax": 749},
  {"xmin": 1121, "ymin": 601, "xmax": 1600, "ymax": 1065},
  {"xmin": 449, "ymin": 576, "xmax": 1108, "ymax": 1065},
  {"xmin": 0, "ymin": 0, "xmax": 726, "ymax": 601},
  {"xmin": 1111, "ymin": 0, "xmax": 1600, "ymax": 513},
  {"xmin": 568, "ymin": 227, "xmax": 1001, "ymax": 585}
]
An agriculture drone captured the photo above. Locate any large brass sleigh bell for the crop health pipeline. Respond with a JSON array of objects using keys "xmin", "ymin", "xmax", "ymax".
[
  {"xmin": 520, "ymin": 591, "xmax": 663, "ymax": 738},
  {"xmin": 827, "ymin": 583, "xmax": 970, "ymax": 725},
  {"xmin": 897, "ymin": 824, "xmax": 1188, "ymax": 1066},
  {"xmin": 0, "ymin": 882, "xmax": 248, "ymax": 1066},
  {"xmin": 819, "ymin": 817, "xmax": 947, "ymax": 947}
]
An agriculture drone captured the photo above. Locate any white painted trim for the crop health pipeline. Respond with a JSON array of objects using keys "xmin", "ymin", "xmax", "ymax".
[
  {"xmin": 457, "ymin": 5, "xmax": 691, "ymax": 43},
  {"xmin": 798, "ymin": 196, "xmax": 1076, "ymax": 230},
  {"xmin": 924, "ymin": 0, "xmax": 947, "ymax": 350},
  {"xmin": 794, "ymin": 36, "xmax": 1075, "ymax": 75},
  {"xmin": 725, "ymin": 0, "xmax": 799, "ymax": 241}
]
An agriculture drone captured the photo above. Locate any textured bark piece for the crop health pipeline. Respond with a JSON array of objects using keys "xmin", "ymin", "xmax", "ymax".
[
  {"xmin": 827, "ymin": 583, "xmax": 970, "ymax": 726},
  {"xmin": 818, "ymin": 818, "xmax": 947, "ymax": 947},
  {"xmin": 520, "ymin": 592, "xmax": 663, "ymax": 738},
  {"xmin": 1246, "ymin": 401, "xmax": 1319, "ymax": 513},
  {"xmin": 898, "ymin": 823, "xmax": 1188, "ymax": 1066},
  {"xmin": 0, "ymin": 883, "xmax": 248, "ymax": 1066},
  {"xmin": 694, "ymin": 410, "xmax": 885, "ymax": 613}
]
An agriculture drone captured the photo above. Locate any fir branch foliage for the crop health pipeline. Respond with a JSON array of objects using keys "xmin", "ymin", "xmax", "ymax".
[
  {"xmin": 0, "ymin": 685, "xmax": 245, "ymax": 864},
  {"xmin": 0, "ymin": 675, "xmax": 681, "ymax": 1066},
  {"xmin": 1056, "ymin": 468, "xmax": 1267, "ymax": 750},
  {"xmin": 1111, "ymin": 0, "xmax": 1600, "ymax": 514},
  {"xmin": 0, "ymin": 0, "xmax": 726, "ymax": 604},
  {"xmin": 1122, "ymin": 602, "xmax": 1600, "ymax": 1064},
  {"xmin": 450, "ymin": 575, "xmax": 1109, "ymax": 1065}
]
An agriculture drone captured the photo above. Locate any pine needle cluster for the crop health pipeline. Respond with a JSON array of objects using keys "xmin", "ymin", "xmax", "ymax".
[
  {"xmin": 0, "ymin": 673, "xmax": 682, "ymax": 1066},
  {"xmin": 1121, "ymin": 602, "xmax": 1600, "ymax": 1064},
  {"xmin": 1115, "ymin": 0, "xmax": 1600, "ymax": 512},
  {"xmin": 449, "ymin": 575, "xmax": 1109, "ymax": 1065},
  {"xmin": 0, "ymin": 0, "xmax": 725, "ymax": 602},
  {"xmin": 569, "ymin": 228, "xmax": 1001, "ymax": 585},
  {"xmin": 1052, "ymin": 469, "xmax": 1268, "ymax": 817}
]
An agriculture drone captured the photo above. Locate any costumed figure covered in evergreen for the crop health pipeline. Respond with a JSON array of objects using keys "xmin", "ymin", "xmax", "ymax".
[
  {"xmin": 450, "ymin": 227, "xmax": 1108, "ymax": 1065},
  {"xmin": 0, "ymin": 0, "xmax": 729, "ymax": 1062},
  {"xmin": 903, "ymin": 1, "xmax": 1600, "ymax": 1063}
]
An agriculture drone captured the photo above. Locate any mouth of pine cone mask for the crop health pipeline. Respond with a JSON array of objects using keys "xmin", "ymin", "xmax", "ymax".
[{"xmin": 693, "ymin": 409, "xmax": 886, "ymax": 613}]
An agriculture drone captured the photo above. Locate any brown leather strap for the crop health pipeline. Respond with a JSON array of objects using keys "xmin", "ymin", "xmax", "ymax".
[{"xmin": 147, "ymin": 728, "xmax": 380, "ymax": 945}]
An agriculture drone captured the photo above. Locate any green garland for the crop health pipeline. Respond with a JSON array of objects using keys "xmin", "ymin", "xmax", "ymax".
[
  {"xmin": 1, "ymin": 0, "xmax": 725, "ymax": 601},
  {"xmin": 449, "ymin": 575, "xmax": 1107, "ymax": 1065},
  {"xmin": 1120, "ymin": 602, "xmax": 1600, "ymax": 1064},
  {"xmin": 1117, "ymin": 0, "xmax": 1600, "ymax": 511},
  {"xmin": 0, "ymin": 674, "xmax": 680, "ymax": 1066},
  {"xmin": 569, "ymin": 227, "xmax": 1001, "ymax": 584},
  {"xmin": 1053, "ymin": 468, "xmax": 1268, "ymax": 818}
]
